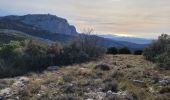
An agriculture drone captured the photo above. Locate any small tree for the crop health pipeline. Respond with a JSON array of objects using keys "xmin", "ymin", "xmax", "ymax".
[
  {"xmin": 118, "ymin": 47, "xmax": 131, "ymax": 54},
  {"xmin": 134, "ymin": 50, "xmax": 143, "ymax": 55},
  {"xmin": 24, "ymin": 40, "xmax": 50, "ymax": 71},
  {"xmin": 107, "ymin": 47, "xmax": 118, "ymax": 55},
  {"xmin": 59, "ymin": 28, "xmax": 106, "ymax": 65}
]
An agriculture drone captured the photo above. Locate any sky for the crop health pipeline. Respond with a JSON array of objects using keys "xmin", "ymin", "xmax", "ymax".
[{"xmin": 0, "ymin": 0, "xmax": 170, "ymax": 38}]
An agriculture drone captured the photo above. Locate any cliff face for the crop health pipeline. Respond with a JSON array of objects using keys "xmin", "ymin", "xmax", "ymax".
[{"xmin": 0, "ymin": 14, "xmax": 78, "ymax": 35}]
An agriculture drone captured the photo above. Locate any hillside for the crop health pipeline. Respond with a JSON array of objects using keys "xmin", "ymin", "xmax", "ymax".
[
  {"xmin": 0, "ymin": 55, "xmax": 169, "ymax": 100},
  {"xmin": 0, "ymin": 30, "xmax": 54, "ymax": 44}
]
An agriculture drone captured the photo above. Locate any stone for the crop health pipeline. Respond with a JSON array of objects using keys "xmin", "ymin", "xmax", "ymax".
[
  {"xmin": 0, "ymin": 88, "xmax": 11, "ymax": 96},
  {"xmin": 132, "ymin": 80, "xmax": 144, "ymax": 83},
  {"xmin": 18, "ymin": 77, "xmax": 29, "ymax": 83},
  {"xmin": 47, "ymin": 66, "xmax": 60, "ymax": 71},
  {"xmin": 159, "ymin": 79, "xmax": 170, "ymax": 85}
]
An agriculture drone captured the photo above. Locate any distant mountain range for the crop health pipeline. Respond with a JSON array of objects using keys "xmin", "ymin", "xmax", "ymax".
[
  {"xmin": 0, "ymin": 14, "xmax": 150, "ymax": 50},
  {"xmin": 98, "ymin": 34, "xmax": 152, "ymax": 44}
]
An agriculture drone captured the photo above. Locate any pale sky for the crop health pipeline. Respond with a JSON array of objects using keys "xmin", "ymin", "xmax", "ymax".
[{"xmin": 0, "ymin": 0, "xmax": 170, "ymax": 38}]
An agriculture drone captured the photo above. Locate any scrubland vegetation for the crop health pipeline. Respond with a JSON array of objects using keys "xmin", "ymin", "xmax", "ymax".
[
  {"xmin": 143, "ymin": 34, "xmax": 170, "ymax": 69},
  {"xmin": 0, "ymin": 33, "xmax": 106, "ymax": 78},
  {"xmin": 0, "ymin": 34, "xmax": 170, "ymax": 100}
]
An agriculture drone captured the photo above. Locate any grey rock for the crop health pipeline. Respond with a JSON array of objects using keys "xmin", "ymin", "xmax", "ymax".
[
  {"xmin": 132, "ymin": 80, "xmax": 144, "ymax": 83},
  {"xmin": 3, "ymin": 14, "xmax": 78, "ymax": 35},
  {"xmin": 0, "ymin": 88, "xmax": 11, "ymax": 96},
  {"xmin": 47, "ymin": 66, "xmax": 60, "ymax": 71},
  {"xmin": 159, "ymin": 79, "xmax": 170, "ymax": 85}
]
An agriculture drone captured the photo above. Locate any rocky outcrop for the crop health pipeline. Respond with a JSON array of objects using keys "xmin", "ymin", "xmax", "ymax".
[
  {"xmin": 0, "ymin": 14, "xmax": 78, "ymax": 35},
  {"xmin": 47, "ymin": 66, "xmax": 60, "ymax": 71},
  {"xmin": 0, "ymin": 77, "xmax": 29, "ymax": 99},
  {"xmin": 85, "ymin": 90, "xmax": 137, "ymax": 100}
]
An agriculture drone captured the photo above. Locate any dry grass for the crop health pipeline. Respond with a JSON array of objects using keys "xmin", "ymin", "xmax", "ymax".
[{"xmin": 1, "ymin": 54, "xmax": 170, "ymax": 100}]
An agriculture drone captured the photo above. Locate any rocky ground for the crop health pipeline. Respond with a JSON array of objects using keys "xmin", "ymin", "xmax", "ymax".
[{"xmin": 0, "ymin": 55, "xmax": 170, "ymax": 100}]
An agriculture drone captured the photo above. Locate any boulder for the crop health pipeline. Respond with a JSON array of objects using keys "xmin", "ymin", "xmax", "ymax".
[
  {"xmin": 132, "ymin": 80, "xmax": 144, "ymax": 84},
  {"xmin": 94, "ymin": 64, "xmax": 110, "ymax": 71},
  {"xmin": 159, "ymin": 79, "xmax": 170, "ymax": 85},
  {"xmin": 18, "ymin": 77, "xmax": 29, "ymax": 84},
  {"xmin": 0, "ymin": 88, "xmax": 11, "ymax": 96},
  {"xmin": 47, "ymin": 66, "xmax": 60, "ymax": 71}
]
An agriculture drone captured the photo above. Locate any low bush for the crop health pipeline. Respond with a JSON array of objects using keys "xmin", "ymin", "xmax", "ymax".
[
  {"xmin": 102, "ymin": 80, "xmax": 118, "ymax": 92},
  {"xmin": 134, "ymin": 50, "xmax": 143, "ymax": 55},
  {"xmin": 118, "ymin": 47, "xmax": 131, "ymax": 54},
  {"xmin": 107, "ymin": 47, "xmax": 118, "ymax": 55}
]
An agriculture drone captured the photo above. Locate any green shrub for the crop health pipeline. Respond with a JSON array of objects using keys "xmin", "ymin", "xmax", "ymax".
[
  {"xmin": 0, "ymin": 40, "xmax": 50, "ymax": 77},
  {"xmin": 159, "ymin": 86, "xmax": 170, "ymax": 94},
  {"xmin": 23, "ymin": 40, "xmax": 50, "ymax": 71},
  {"xmin": 118, "ymin": 47, "xmax": 131, "ymax": 54},
  {"xmin": 143, "ymin": 34, "xmax": 170, "ymax": 69},
  {"xmin": 134, "ymin": 50, "xmax": 143, "ymax": 55},
  {"xmin": 107, "ymin": 47, "xmax": 118, "ymax": 55}
]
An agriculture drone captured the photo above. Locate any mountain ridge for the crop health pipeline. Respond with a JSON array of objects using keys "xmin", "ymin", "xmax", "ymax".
[{"xmin": 98, "ymin": 34, "xmax": 152, "ymax": 44}]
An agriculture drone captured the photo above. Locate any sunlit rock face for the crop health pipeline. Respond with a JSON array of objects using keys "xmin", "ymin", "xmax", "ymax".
[{"xmin": 1, "ymin": 14, "xmax": 78, "ymax": 35}]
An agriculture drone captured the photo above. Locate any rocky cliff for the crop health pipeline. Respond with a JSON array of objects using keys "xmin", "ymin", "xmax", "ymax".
[{"xmin": 0, "ymin": 14, "xmax": 78, "ymax": 35}]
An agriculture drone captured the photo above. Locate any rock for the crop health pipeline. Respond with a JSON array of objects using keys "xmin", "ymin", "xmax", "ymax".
[
  {"xmin": 94, "ymin": 64, "xmax": 110, "ymax": 71},
  {"xmin": 121, "ymin": 91, "xmax": 135, "ymax": 100},
  {"xmin": 0, "ymin": 88, "xmax": 11, "ymax": 96},
  {"xmin": 18, "ymin": 77, "xmax": 29, "ymax": 84},
  {"xmin": 22, "ymin": 14, "xmax": 78, "ymax": 35},
  {"xmin": 12, "ymin": 81, "xmax": 25, "ymax": 88},
  {"xmin": 47, "ymin": 66, "xmax": 60, "ymax": 71},
  {"xmin": 132, "ymin": 80, "xmax": 144, "ymax": 84},
  {"xmin": 85, "ymin": 90, "xmax": 136, "ymax": 100},
  {"xmin": 106, "ymin": 90, "xmax": 113, "ymax": 96},
  {"xmin": 86, "ymin": 99, "xmax": 93, "ymax": 100},
  {"xmin": 149, "ymin": 87, "xmax": 155, "ymax": 93},
  {"xmin": 159, "ymin": 79, "xmax": 170, "ymax": 85},
  {"xmin": 1, "ymin": 14, "xmax": 78, "ymax": 35},
  {"xmin": 85, "ymin": 92, "xmax": 106, "ymax": 100}
]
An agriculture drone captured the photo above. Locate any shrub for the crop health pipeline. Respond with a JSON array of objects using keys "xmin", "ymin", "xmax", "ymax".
[
  {"xmin": 58, "ymin": 32, "xmax": 106, "ymax": 65},
  {"xmin": 159, "ymin": 86, "xmax": 170, "ymax": 94},
  {"xmin": 107, "ymin": 47, "xmax": 118, "ymax": 55},
  {"xmin": 143, "ymin": 34, "xmax": 170, "ymax": 69},
  {"xmin": 0, "ymin": 40, "xmax": 50, "ymax": 77},
  {"xmin": 102, "ymin": 80, "xmax": 118, "ymax": 92},
  {"xmin": 23, "ymin": 40, "xmax": 50, "ymax": 71},
  {"xmin": 134, "ymin": 50, "xmax": 143, "ymax": 55},
  {"xmin": 94, "ymin": 63, "xmax": 111, "ymax": 71},
  {"xmin": 118, "ymin": 47, "xmax": 131, "ymax": 54}
]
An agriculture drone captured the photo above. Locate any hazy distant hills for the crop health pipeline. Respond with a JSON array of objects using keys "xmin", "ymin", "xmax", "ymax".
[
  {"xmin": 0, "ymin": 14, "xmax": 150, "ymax": 50},
  {"xmin": 98, "ymin": 34, "xmax": 152, "ymax": 44}
]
